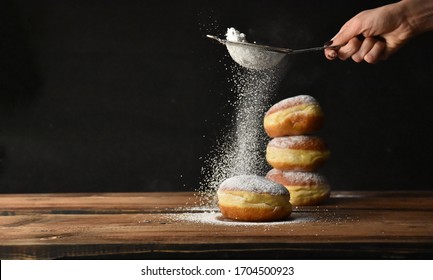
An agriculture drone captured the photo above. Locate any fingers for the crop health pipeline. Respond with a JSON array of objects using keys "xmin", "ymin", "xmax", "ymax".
[
  {"xmin": 349, "ymin": 37, "xmax": 386, "ymax": 63},
  {"xmin": 337, "ymin": 36, "xmax": 363, "ymax": 60},
  {"xmin": 351, "ymin": 37, "xmax": 376, "ymax": 62},
  {"xmin": 325, "ymin": 47, "xmax": 338, "ymax": 60},
  {"xmin": 363, "ymin": 39, "xmax": 386, "ymax": 63},
  {"xmin": 333, "ymin": 16, "xmax": 363, "ymax": 46},
  {"xmin": 326, "ymin": 36, "xmax": 387, "ymax": 64},
  {"xmin": 325, "ymin": 36, "xmax": 363, "ymax": 61},
  {"xmin": 324, "ymin": 10, "xmax": 390, "ymax": 63},
  {"xmin": 325, "ymin": 33, "xmax": 359, "ymax": 60},
  {"xmin": 325, "ymin": 15, "xmax": 363, "ymax": 60}
]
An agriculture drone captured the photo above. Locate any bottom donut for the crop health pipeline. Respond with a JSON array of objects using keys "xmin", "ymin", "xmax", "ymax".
[
  {"xmin": 217, "ymin": 175, "xmax": 292, "ymax": 222},
  {"xmin": 266, "ymin": 169, "xmax": 330, "ymax": 206}
]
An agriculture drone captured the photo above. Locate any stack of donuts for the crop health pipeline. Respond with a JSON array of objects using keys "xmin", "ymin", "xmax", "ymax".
[
  {"xmin": 216, "ymin": 94, "xmax": 330, "ymax": 222},
  {"xmin": 263, "ymin": 95, "xmax": 331, "ymax": 206}
]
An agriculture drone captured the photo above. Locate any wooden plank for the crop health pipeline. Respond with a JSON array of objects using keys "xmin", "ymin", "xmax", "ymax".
[
  {"xmin": 1, "ymin": 191, "xmax": 433, "ymax": 259},
  {"xmin": 3, "ymin": 242, "xmax": 433, "ymax": 260},
  {"xmin": 0, "ymin": 192, "xmax": 201, "ymax": 214},
  {"xmin": 1, "ymin": 192, "xmax": 433, "ymax": 214},
  {"xmin": 306, "ymin": 191, "xmax": 433, "ymax": 211},
  {"xmin": 1, "ymin": 210, "xmax": 433, "ymax": 246},
  {"xmin": 1, "ymin": 210, "xmax": 433, "ymax": 259}
]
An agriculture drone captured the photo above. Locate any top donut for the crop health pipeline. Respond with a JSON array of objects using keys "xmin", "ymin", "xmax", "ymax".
[{"xmin": 264, "ymin": 95, "xmax": 323, "ymax": 137}]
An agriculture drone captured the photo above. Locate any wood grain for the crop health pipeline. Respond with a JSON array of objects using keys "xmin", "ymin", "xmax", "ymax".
[
  {"xmin": 1, "ymin": 191, "xmax": 432, "ymax": 259},
  {"xmin": 0, "ymin": 192, "xmax": 200, "ymax": 213}
]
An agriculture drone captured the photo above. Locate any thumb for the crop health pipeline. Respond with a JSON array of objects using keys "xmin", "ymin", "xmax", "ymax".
[
  {"xmin": 325, "ymin": 15, "xmax": 364, "ymax": 60},
  {"xmin": 331, "ymin": 20, "xmax": 363, "ymax": 46}
]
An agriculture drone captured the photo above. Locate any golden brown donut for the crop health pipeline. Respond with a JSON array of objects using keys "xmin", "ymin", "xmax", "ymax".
[
  {"xmin": 266, "ymin": 135, "xmax": 330, "ymax": 171},
  {"xmin": 264, "ymin": 95, "xmax": 323, "ymax": 137},
  {"xmin": 217, "ymin": 175, "xmax": 292, "ymax": 222},
  {"xmin": 266, "ymin": 169, "xmax": 330, "ymax": 206}
]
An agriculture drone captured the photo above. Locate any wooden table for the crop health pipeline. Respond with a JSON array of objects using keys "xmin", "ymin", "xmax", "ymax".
[{"xmin": 1, "ymin": 191, "xmax": 432, "ymax": 259}]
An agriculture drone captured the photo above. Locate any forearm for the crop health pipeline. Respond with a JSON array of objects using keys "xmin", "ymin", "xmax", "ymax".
[{"xmin": 400, "ymin": 0, "xmax": 433, "ymax": 35}]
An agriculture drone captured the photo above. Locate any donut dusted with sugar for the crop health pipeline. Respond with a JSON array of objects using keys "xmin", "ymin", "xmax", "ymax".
[
  {"xmin": 264, "ymin": 95, "xmax": 323, "ymax": 137},
  {"xmin": 217, "ymin": 175, "xmax": 292, "ymax": 222},
  {"xmin": 266, "ymin": 135, "xmax": 330, "ymax": 171},
  {"xmin": 266, "ymin": 169, "xmax": 330, "ymax": 206}
]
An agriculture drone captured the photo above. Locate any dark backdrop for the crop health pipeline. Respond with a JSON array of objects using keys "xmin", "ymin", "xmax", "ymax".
[{"xmin": 1, "ymin": 0, "xmax": 432, "ymax": 193}]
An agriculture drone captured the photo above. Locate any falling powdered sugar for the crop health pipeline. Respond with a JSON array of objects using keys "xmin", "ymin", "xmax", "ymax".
[{"xmin": 197, "ymin": 41, "xmax": 285, "ymax": 206}]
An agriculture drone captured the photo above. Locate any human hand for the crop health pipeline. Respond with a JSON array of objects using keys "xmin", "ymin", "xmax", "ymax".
[{"xmin": 325, "ymin": 2, "xmax": 414, "ymax": 63}]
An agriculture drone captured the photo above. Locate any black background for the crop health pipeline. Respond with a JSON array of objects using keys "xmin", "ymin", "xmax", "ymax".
[{"xmin": 1, "ymin": 0, "xmax": 433, "ymax": 193}]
